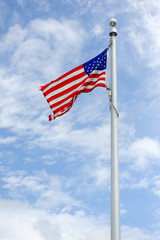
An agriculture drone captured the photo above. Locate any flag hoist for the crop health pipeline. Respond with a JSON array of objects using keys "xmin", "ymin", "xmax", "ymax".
[{"xmin": 109, "ymin": 18, "xmax": 121, "ymax": 240}]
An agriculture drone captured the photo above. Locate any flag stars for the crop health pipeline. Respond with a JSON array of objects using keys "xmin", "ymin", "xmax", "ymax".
[{"xmin": 83, "ymin": 49, "xmax": 107, "ymax": 76}]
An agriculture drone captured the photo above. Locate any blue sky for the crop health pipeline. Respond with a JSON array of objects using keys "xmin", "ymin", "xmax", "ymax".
[{"xmin": 0, "ymin": 0, "xmax": 160, "ymax": 239}]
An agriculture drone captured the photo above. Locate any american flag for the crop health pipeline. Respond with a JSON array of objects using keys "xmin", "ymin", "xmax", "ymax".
[{"xmin": 40, "ymin": 48, "xmax": 108, "ymax": 120}]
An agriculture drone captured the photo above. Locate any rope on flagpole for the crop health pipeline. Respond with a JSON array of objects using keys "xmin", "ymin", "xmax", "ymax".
[
  {"xmin": 110, "ymin": 102, "xmax": 119, "ymax": 118},
  {"xmin": 106, "ymin": 39, "xmax": 112, "ymax": 91},
  {"xmin": 108, "ymin": 34, "xmax": 114, "ymax": 48},
  {"xmin": 108, "ymin": 87, "xmax": 119, "ymax": 118},
  {"xmin": 107, "ymin": 37, "xmax": 119, "ymax": 118}
]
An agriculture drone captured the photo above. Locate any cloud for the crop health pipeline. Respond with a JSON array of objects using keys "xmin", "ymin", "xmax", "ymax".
[
  {"xmin": 92, "ymin": 24, "xmax": 104, "ymax": 35},
  {"xmin": 0, "ymin": 17, "xmax": 85, "ymax": 140},
  {"xmin": 0, "ymin": 18, "xmax": 85, "ymax": 78},
  {"xmin": 0, "ymin": 199, "xmax": 43, "ymax": 240},
  {"xmin": 120, "ymin": 175, "xmax": 149, "ymax": 190},
  {"xmin": 15, "ymin": 0, "xmax": 50, "ymax": 12},
  {"xmin": 2, "ymin": 170, "xmax": 81, "ymax": 210},
  {"xmin": 122, "ymin": 225, "xmax": 159, "ymax": 240},
  {"xmin": 0, "ymin": 197, "xmax": 159, "ymax": 240},
  {"xmin": 68, "ymin": 158, "xmax": 111, "ymax": 197},
  {"xmin": 128, "ymin": 137, "xmax": 160, "ymax": 170},
  {"xmin": 0, "ymin": 198, "xmax": 109, "ymax": 240},
  {"xmin": 0, "ymin": 136, "xmax": 17, "ymax": 144},
  {"xmin": 126, "ymin": 0, "xmax": 160, "ymax": 69},
  {"xmin": 120, "ymin": 134, "xmax": 160, "ymax": 171}
]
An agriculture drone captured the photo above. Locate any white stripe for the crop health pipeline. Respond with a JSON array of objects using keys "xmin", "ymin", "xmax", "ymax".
[
  {"xmin": 91, "ymin": 69, "xmax": 106, "ymax": 74},
  {"xmin": 43, "ymin": 67, "xmax": 84, "ymax": 93}
]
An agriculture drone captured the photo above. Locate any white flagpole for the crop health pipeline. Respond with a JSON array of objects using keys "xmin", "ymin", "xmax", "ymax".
[{"xmin": 109, "ymin": 19, "xmax": 121, "ymax": 240}]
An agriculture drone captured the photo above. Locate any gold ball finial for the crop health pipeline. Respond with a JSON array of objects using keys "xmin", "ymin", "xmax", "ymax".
[{"xmin": 109, "ymin": 18, "xmax": 117, "ymax": 27}]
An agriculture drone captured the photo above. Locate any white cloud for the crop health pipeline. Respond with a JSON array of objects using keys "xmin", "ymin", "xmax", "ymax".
[
  {"xmin": 126, "ymin": 0, "xmax": 160, "ymax": 68},
  {"xmin": 2, "ymin": 170, "xmax": 81, "ymax": 210},
  {"xmin": 16, "ymin": 0, "xmax": 50, "ymax": 12},
  {"xmin": 122, "ymin": 225, "xmax": 159, "ymax": 240},
  {"xmin": 0, "ymin": 199, "xmax": 43, "ymax": 240},
  {"xmin": 0, "ymin": 198, "xmax": 159, "ymax": 240},
  {"xmin": 0, "ymin": 24, "xmax": 27, "ymax": 52},
  {"xmin": 82, "ymin": 161, "xmax": 110, "ymax": 191},
  {"xmin": 69, "ymin": 124, "xmax": 110, "ymax": 156},
  {"xmin": 0, "ymin": 18, "xmax": 84, "ymax": 78},
  {"xmin": 120, "ymin": 175, "xmax": 149, "ymax": 190},
  {"xmin": 120, "ymin": 137, "xmax": 160, "ymax": 171},
  {"xmin": 41, "ymin": 155, "xmax": 56, "ymax": 166},
  {"xmin": 0, "ymin": 17, "xmax": 85, "ymax": 141},
  {"xmin": 129, "ymin": 137, "xmax": 160, "ymax": 170},
  {"xmin": 0, "ymin": 198, "xmax": 109, "ymax": 240},
  {"xmin": 0, "ymin": 136, "xmax": 17, "ymax": 144},
  {"xmin": 92, "ymin": 24, "xmax": 104, "ymax": 35}
]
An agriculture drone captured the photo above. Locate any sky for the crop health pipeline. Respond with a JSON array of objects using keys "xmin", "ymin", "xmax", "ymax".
[{"xmin": 0, "ymin": 0, "xmax": 160, "ymax": 239}]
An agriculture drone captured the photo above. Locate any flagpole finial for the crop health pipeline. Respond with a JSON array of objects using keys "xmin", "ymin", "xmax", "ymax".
[
  {"xmin": 109, "ymin": 18, "xmax": 117, "ymax": 36},
  {"xmin": 109, "ymin": 18, "xmax": 117, "ymax": 27}
]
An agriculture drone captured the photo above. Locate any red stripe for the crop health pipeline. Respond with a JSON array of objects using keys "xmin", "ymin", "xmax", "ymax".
[{"xmin": 49, "ymin": 115, "xmax": 52, "ymax": 121}]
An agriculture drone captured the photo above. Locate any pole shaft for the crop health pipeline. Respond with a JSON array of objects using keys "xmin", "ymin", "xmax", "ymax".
[{"xmin": 110, "ymin": 25, "xmax": 120, "ymax": 240}]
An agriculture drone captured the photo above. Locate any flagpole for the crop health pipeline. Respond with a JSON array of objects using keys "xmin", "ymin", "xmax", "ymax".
[{"xmin": 109, "ymin": 19, "xmax": 121, "ymax": 240}]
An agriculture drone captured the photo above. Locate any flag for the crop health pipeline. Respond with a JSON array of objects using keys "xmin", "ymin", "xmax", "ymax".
[{"xmin": 40, "ymin": 48, "xmax": 108, "ymax": 120}]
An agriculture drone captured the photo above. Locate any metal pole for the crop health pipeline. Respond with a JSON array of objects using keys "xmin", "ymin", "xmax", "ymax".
[{"xmin": 109, "ymin": 19, "xmax": 120, "ymax": 240}]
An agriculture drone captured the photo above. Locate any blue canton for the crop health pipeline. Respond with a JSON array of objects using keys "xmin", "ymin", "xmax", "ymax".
[{"xmin": 83, "ymin": 49, "xmax": 107, "ymax": 76}]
